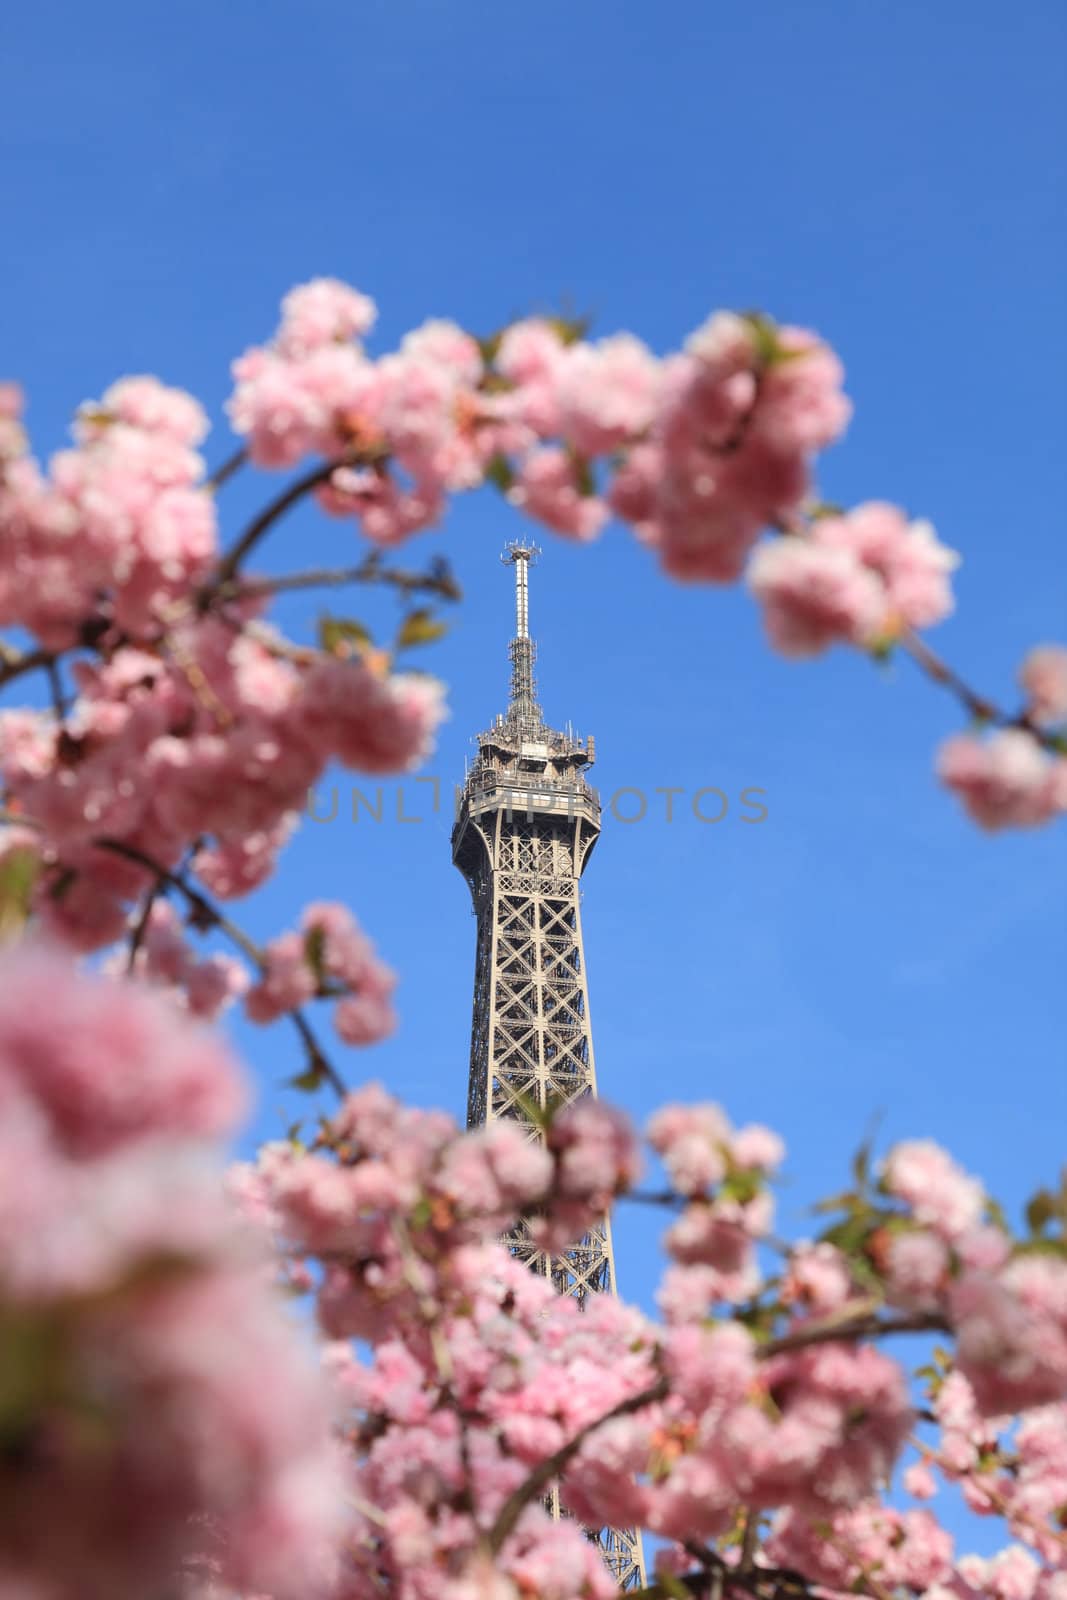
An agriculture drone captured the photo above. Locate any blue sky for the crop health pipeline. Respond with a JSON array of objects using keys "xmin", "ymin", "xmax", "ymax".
[{"xmin": 3, "ymin": 0, "xmax": 1065, "ymax": 1328}]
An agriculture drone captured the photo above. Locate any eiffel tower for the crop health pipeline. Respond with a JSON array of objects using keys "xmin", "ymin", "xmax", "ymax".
[{"xmin": 452, "ymin": 544, "xmax": 645, "ymax": 1589}]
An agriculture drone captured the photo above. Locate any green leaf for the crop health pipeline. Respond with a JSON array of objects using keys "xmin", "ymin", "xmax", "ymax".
[
  {"xmin": 484, "ymin": 453, "xmax": 515, "ymax": 494},
  {"xmin": 1027, "ymin": 1189, "xmax": 1056, "ymax": 1235},
  {"xmin": 564, "ymin": 448, "xmax": 597, "ymax": 498},
  {"xmin": 0, "ymin": 845, "xmax": 39, "ymax": 939},
  {"xmin": 476, "ymin": 329, "xmax": 504, "ymax": 364},
  {"xmin": 811, "ymin": 1190, "xmax": 859, "ymax": 1215},
  {"xmin": 546, "ymin": 313, "xmax": 592, "ymax": 347},
  {"xmin": 319, "ymin": 615, "xmax": 372, "ymax": 655},
  {"xmin": 742, "ymin": 311, "xmax": 780, "ymax": 366},
  {"xmin": 304, "ymin": 923, "xmax": 327, "ymax": 984},
  {"xmin": 396, "ymin": 609, "xmax": 448, "ymax": 650},
  {"xmin": 289, "ymin": 1062, "xmax": 326, "ymax": 1093},
  {"xmin": 656, "ymin": 1571, "xmax": 691, "ymax": 1600}
]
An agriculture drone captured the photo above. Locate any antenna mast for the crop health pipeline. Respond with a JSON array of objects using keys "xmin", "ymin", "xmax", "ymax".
[{"xmin": 501, "ymin": 541, "xmax": 542, "ymax": 736}]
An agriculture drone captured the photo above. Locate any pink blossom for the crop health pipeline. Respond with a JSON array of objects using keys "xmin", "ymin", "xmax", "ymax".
[
  {"xmin": 244, "ymin": 931, "xmax": 318, "ymax": 1023},
  {"xmin": 646, "ymin": 1101, "xmax": 732, "ymax": 1194},
  {"xmin": 814, "ymin": 500, "xmax": 959, "ymax": 629},
  {"xmin": 884, "ymin": 1139, "xmax": 985, "ymax": 1241},
  {"xmin": 905, "ymin": 1459, "xmax": 939, "ymax": 1499},
  {"xmin": 333, "ymin": 975, "xmax": 397, "ymax": 1046},
  {"xmin": 937, "ymin": 730, "xmax": 1067, "ymax": 831},
  {"xmin": 532, "ymin": 1098, "xmax": 641, "ymax": 1250},
  {"xmin": 0, "ymin": 947, "xmax": 344, "ymax": 1600},
  {"xmin": 958, "ymin": 1546, "xmax": 1041, "ymax": 1600},
  {"xmin": 556, "ymin": 334, "xmax": 661, "ymax": 457},
  {"xmin": 507, "ymin": 446, "xmax": 608, "ymax": 541},
  {"xmin": 0, "ymin": 940, "xmax": 245, "ymax": 1154},
  {"xmin": 952, "ymin": 1255, "xmax": 1067, "ymax": 1415},
  {"xmin": 754, "ymin": 326, "xmax": 853, "ymax": 453},
  {"xmin": 663, "ymin": 1320, "xmax": 756, "ymax": 1413},
  {"xmin": 1019, "ymin": 645, "xmax": 1067, "ymax": 725},
  {"xmin": 730, "ymin": 1122, "xmax": 785, "ymax": 1171},
  {"xmin": 885, "ymin": 1228, "xmax": 951, "ymax": 1307},
  {"xmin": 297, "ymin": 658, "xmax": 447, "ymax": 773},
  {"xmin": 768, "ymin": 1502, "xmax": 953, "ymax": 1593},
  {"xmin": 783, "ymin": 1241, "xmax": 854, "ymax": 1312},
  {"xmin": 277, "ymin": 276, "xmax": 377, "ymax": 356},
  {"xmin": 747, "ymin": 535, "xmax": 888, "ymax": 656},
  {"xmin": 92, "ymin": 375, "xmax": 209, "ymax": 446}
]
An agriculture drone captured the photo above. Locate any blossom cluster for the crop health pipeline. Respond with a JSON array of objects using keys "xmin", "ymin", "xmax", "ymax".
[
  {"xmin": 245, "ymin": 899, "xmax": 398, "ymax": 1047},
  {"xmin": 3, "ymin": 930, "xmax": 1066, "ymax": 1599},
  {"xmin": 0, "ymin": 942, "xmax": 343, "ymax": 1600},
  {"xmin": 227, "ymin": 1083, "xmax": 1067, "ymax": 1600},
  {"xmin": 0, "ymin": 371, "xmax": 446, "ymax": 962}
]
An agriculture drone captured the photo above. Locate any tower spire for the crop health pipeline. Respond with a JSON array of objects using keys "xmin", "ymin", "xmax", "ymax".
[{"xmin": 501, "ymin": 541, "xmax": 542, "ymax": 736}]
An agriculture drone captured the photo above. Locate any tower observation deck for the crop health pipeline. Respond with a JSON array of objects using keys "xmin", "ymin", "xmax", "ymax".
[{"xmin": 452, "ymin": 545, "xmax": 645, "ymax": 1590}]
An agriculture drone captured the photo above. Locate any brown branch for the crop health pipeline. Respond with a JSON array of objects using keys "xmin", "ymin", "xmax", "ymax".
[
  {"xmin": 486, "ymin": 1372, "xmax": 668, "ymax": 1555},
  {"xmin": 207, "ymin": 446, "xmax": 248, "ymax": 491},
  {"xmin": 125, "ymin": 874, "xmax": 167, "ymax": 975},
  {"xmin": 212, "ymin": 554, "xmax": 463, "ymax": 607},
  {"xmin": 209, "ymin": 455, "xmax": 361, "ymax": 590},
  {"xmin": 89, "ymin": 836, "xmax": 348, "ymax": 1101},
  {"xmin": 761, "ymin": 1306, "xmax": 947, "ymax": 1358},
  {"xmin": 0, "ymin": 644, "xmax": 57, "ymax": 693}
]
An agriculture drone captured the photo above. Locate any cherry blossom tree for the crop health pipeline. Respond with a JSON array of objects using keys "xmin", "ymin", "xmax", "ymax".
[{"xmin": 1, "ymin": 279, "xmax": 1066, "ymax": 1600}]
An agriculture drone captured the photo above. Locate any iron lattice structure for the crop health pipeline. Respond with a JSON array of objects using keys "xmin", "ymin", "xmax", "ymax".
[{"xmin": 452, "ymin": 545, "xmax": 646, "ymax": 1591}]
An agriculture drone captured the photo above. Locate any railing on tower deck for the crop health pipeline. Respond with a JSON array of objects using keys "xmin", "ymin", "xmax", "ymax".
[{"xmin": 461, "ymin": 773, "xmax": 601, "ymax": 810}]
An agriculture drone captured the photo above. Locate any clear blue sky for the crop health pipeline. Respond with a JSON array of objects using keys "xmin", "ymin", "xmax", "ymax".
[{"xmin": 3, "ymin": 1, "xmax": 1065, "ymax": 1312}]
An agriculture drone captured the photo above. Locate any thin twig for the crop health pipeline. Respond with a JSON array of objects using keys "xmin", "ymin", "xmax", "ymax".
[
  {"xmin": 207, "ymin": 446, "xmax": 248, "ymax": 492},
  {"xmin": 761, "ymin": 1306, "xmax": 947, "ymax": 1358},
  {"xmin": 487, "ymin": 1372, "xmax": 669, "ymax": 1554},
  {"xmin": 214, "ymin": 556, "xmax": 463, "ymax": 606},
  {"xmin": 125, "ymin": 875, "xmax": 167, "ymax": 975},
  {"xmin": 209, "ymin": 453, "xmax": 370, "ymax": 590},
  {"xmin": 90, "ymin": 835, "xmax": 348, "ymax": 1101},
  {"xmin": 0, "ymin": 645, "xmax": 57, "ymax": 693}
]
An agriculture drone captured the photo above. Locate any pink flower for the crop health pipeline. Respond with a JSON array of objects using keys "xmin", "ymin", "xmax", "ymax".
[
  {"xmin": 952, "ymin": 1255, "xmax": 1067, "ymax": 1415},
  {"xmin": 245, "ymin": 931, "xmax": 318, "ymax": 1023},
  {"xmin": 814, "ymin": 501, "xmax": 959, "ymax": 630},
  {"xmin": 507, "ymin": 447, "xmax": 608, "ymax": 541},
  {"xmin": 297, "ymin": 659, "xmax": 447, "ymax": 773},
  {"xmin": 1019, "ymin": 645, "xmax": 1067, "ymax": 725},
  {"xmin": 556, "ymin": 334, "xmax": 661, "ymax": 457},
  {"xmin": 277, "ymin": 276, "xmax": 377, "ymax": 356},
  {"xmin": 729, "ymin": 1122, "xmax": 785, "ymax": 1172},
  {"xmin": 783, "ymin": 1242, "xmax": 854, "ymax": 1312},
  {"xmin": 333, "ymin": 973, "xmax": 397, "ymax": 1046},
  {"xmin": 937, "ymin": 730, "xmax": 1066, "ymax": 831},
  {"xmin": 885, "ymin": 1229, "xmax": 951, "ymax": 1307},
  {"xmin": 663, "ymin": 1321, "xmax": 756, "ymax": 1413},
  {"xmin": 904, "ymin": 1460, "xmax": 939, "ymax": 1499},
  {"xmin": 0, "ymin": 947, "xmax": 344, "ymax": 1600},
  {"xmin": 0, "ymin": 940, "xmax": 245, "ymax": 1155},
  {"xmin": 747, "ymin": 536, "xmax": 887, "ymax": 657},
  {"xmin": 646, "ymin": 1102, "xmax": 733, "ymax": 1195},
  {"xmin": 93, "ymin": 375, "xmax": 209, "ymax": 446},
  {"xmin": 883, "ymin": 1140, "xmax": 985, "ymax": 1241},
  {"xmin": 753, "ymin": 327, "xmax": 852, "ymax": 454}
]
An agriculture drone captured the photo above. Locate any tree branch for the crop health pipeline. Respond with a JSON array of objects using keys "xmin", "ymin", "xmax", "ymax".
[
  {"xmin": 761, "ymin": 1306, "xmax": 947, "ymax": 1358},
  {"xmin": 89, "ymin": 836, "xmax": 349, "ymax": 1101},
  {"xmin": 486, "ymin": 1372, "xmax": 668, "ymax": 1555},
  {"xmin": 209, "ymin": 455, "xmax": 361, "ymax": 590},
  {"xmin": 207, "ymin": 445, "xmax": 248, "ymax": 491}
]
